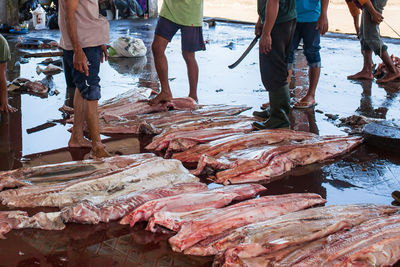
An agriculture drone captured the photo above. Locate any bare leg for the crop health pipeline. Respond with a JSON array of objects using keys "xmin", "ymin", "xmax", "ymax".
[
  {"xmin": 68, "ymin": 89, "xmax": 91, "ymax": 148},
  {"xmin": 85, "ymin": 99, "xmax": 109, "ymax": 158},
  {"xmin": 150, "ymin": 34, "xmax": 173, "ymax": 105},
  {"xmin": 377, "ymin": 51, "xmax": 400, "ymax": 83},
  {"xmin": 348, "ymin": 49, "xmax": 373, "ymax": 80},
  {"xmin": 287, "ymin": 68, "xmax": 293, "ymax": 84},
  {"xmin": 182, "ymin": 51, "xmax": 199, "ymax": 102},
  {"xmin": 296, "ymin": 66, "xmax": 320, "ymax": 105}
]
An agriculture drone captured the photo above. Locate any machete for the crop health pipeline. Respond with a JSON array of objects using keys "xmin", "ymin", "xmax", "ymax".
[{"xmin": 228, "ymin": 35, "xmax": 260, "ymax": 69}]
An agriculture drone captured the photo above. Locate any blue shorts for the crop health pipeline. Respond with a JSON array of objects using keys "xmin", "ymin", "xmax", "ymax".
[
  {"xmin": 288, "ymin": 21, "xmax": 321, "ymax": 68},
  {"xmin": 155, "ymin": 16, "xmax": 206, "ymax": 52},
  {"xmin": 63, "ymin": 46, "xmax": 102, "ymax": 100}
]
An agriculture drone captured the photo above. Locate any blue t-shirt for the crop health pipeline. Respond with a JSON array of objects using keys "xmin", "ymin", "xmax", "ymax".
[{"xmin": 296, "ymin": 0, "xmax": 321, "ymax": 23}]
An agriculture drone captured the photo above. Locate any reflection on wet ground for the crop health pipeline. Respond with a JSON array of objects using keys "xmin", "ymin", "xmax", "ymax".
[{"xmin": 1, "ymin": 18, "xmax": 400, "ymax": 266}]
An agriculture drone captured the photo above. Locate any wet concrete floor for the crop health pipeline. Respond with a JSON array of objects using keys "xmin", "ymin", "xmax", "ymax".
[{"xmin": 1, "ymin": 18, "xmax": 400, "ymax": 266}]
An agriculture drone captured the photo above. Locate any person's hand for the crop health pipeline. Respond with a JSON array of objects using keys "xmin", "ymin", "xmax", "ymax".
[
  {"xmin": 259, "ymin": 33, "xmax": 272, "ymax": 54},
  {"xmin": 73, "ymin": 49, "xmax": 89, "ymax": 76},
  {"xmin": 316, "ymin": 14, "xmax": 328, "ymax": 35},
  {"xmin": 100, "ymin": 44, "xmax": 108, "ymax": 63},
  {"xmin": 255, "ymin": 19, "xmax": 262, "ymax": 37},
  {"xmin": 0, "ymin": 103, "xmax": 17, "ymax": 113},
  {"xmin": 371, "ymin": 10, "xmax": 383, "ymax": 24}
]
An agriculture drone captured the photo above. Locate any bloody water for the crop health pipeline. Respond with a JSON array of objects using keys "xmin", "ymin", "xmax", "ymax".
[{"xmin": 1, "ymin": 19, "xmax": 400, "ymax": 266}]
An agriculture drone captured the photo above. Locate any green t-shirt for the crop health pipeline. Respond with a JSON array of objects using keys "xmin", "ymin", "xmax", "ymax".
[
  {"xmin": 0, "ymin": 34, "xmax": 11, "ymax": 63},
  {"xmin": 160, "ymin": 0, "xmax": 203, "ymax": 27},
  {"xmin": 258, "ymin": 0, "xmax": 296, "ymax": 25}
]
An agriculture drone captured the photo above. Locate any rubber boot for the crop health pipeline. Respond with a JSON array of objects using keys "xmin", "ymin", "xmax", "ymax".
[
  {"xmin": 253, "ymin": 85, "xmax": 290, "ymax": 130},
  {"xmin": 252, "ymin": 108, "xmax": 270, "ymax": 120}
]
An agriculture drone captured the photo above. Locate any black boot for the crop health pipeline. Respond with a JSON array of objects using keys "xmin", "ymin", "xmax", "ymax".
[
  {"xmin": 252, "ymin": 108, "xmax": 270, "ymax": 120},
  {"xmin": 253, "ymin": 85, "xmax": 290, "ymax": 130}
]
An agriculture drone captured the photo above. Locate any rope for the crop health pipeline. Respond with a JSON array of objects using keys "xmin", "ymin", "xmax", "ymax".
[{"xmin": 383, "ymin": 20, "xmax": 400, "ymax": 39}]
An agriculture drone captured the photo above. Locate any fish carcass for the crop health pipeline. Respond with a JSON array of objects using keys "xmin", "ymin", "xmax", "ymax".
[
  {"xmin": 182, "ymin": 132, "xmax": 362, "ymax": 184},
  {"xmin": 211, "ymin": 136, "xmax": 362, "ymax": 185},
  {"xmin": 99, "ymin": 88, "xmax": 156, "ymax": 109},
  {"xmin": 146, "ymin": 116, "xmax": 255, "ymax": 157},
  {"xmin": 60, "ymin": 182, "xmax": 208, "ymax": 224},
  {"xmin": 208, "ymin": 204, "xmax": 399, "ymax": 266},
  {"xmin": 0, "ymin": 211, "xmax": 65, "ymax": 239},
  {"xmin": 1, "ymin": 155, "xmax": 199, "ymax": 208},
  {"xmin": 173, "ymin": 129, "xmax": 317, "ymax": 164},
  {"xmin": 0, "ymin": 154, "xmax": 155, "ymax": 192},
  {"xmin": 36, "ymin": 64, "xmax": 63, "ymax": 75},
  {"xmin": 168, "ymin": 193, "xmax": 326, "ymax": 253},
  {"xmin": 120, "ymin": 184, "xmax": 266, "ymax": 226},
  {"xmin": 7, "ymin": 77, "xmax": 49, "ymax": 96},
  {"xmin": 291, "ymin": 214, "xmax": 400, "ymax": 267},
  {"xmin": 98, "ymin": 97, "xmax": 197, "ymax": 122},
  {"xmin": 95, "ymin": 104, "xmax": 251, "ymax": 135}
]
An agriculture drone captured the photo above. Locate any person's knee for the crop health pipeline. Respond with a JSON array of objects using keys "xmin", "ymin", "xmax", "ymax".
[
  {"xmin": 182, "ymin": 51, "xmax": 195, "ymax": 62},
  {"xmin": 304, "ymin": 47, "xmax": 321, "ymax": 66},
  {"xmin": 152, "ymin": 37, "xmax": 168, "ymax": 56},
  {"xmin": 151, "ymin": 41, "xmax": 163, "ymax": 56},
  {"xmin": 364, "ymin": 39, "xmax": 386, "ymax": 56}
]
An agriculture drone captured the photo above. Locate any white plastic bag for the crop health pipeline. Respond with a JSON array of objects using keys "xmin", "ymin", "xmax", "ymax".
[
  {"xmin": 109, "ymin": 36, "xmax": 147, "ymax": 58},
  {"xmin": 32, "ymin": 6, "xmax": 46, "ymax": 30}
]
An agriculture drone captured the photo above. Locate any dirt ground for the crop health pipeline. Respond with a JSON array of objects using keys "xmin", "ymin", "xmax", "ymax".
[{"xmin": 158, "ymin": 0, "xmax": 400, "ymax": 39}]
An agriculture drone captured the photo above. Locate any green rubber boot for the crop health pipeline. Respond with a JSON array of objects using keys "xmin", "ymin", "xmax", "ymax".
[
  {"xmin": 252, "ymin": 108, "xmax": 271, "ymax": 120},
  {"xmin": 253, "ymin": 85, "xmax": 290, "ymax": 130}
]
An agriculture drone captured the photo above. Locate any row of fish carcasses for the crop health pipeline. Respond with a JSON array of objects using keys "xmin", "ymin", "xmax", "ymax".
[
  {"xmin": 1, "ymin": 153, "xmax": 400, "ymax": 266},
  {"xmin": 95, "ymin": 95, "xmax": 365, "ymax": 185},
  {"xmin": 0, "ymin": 97, "xmax": 399, "ymax": 266}
]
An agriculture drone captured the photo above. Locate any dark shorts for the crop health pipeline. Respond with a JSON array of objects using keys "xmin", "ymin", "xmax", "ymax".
[
  {"xmin": 360, "ymin": 0, "xmax": 387, "ymax": 55},
  {"xmin": 63, "ymin": 46, "xmax": 102, "ymax": 100},
  {"xmin": 288, "ymin": 21, "xmax": 321, "ymax": 68},
  {"xmin": 62, "ymin": 56, "xmax": 75, "ymax": 88},
  {"xmin": 155, "ymin": 16, "xmax": 205, "ymax": 52}
]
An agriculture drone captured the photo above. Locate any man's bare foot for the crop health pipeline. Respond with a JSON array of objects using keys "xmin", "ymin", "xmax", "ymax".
[
  {"xmin": 293, "ymin": 94, "xmax": 317, "ymax": 108},
  {"xmin": 377, "ymin": 71, "xmax": 400, "ymax": 83},
  {"xmin": 89, "ymin": 148, "xmax": 110, "ymax": 159},
  {"xmin": 59, "ymin": 104, "xmax": 74, "ymax": 114},
  {"xmin": 149, "ymin": 92, "xmax": 172, "ymax": 106},
  {"xmin": 347, "ymin": 71, "xmax": 373, "ymax": 80},
  {"xmin": 68, "ymin": 138, "xmax": 92, "ymax": 148}
]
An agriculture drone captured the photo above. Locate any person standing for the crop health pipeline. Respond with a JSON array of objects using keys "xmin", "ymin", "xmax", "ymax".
[
  {"xmin": 290, "ymin": 0, "xmax": 328, "ymax": 108},
  {"xmin": 0, "ymin": 34, "xmax": 17, "ymax": 113},
  {"xmin": 252, "ymin": 0, "xmax": 297, "ymax": 130},
  {"xmin": 58, "ymin": 0, "xmax": 110, "ymax": 158},
  {"xmin": 253, "ymin": 0, "xmax": 328, "ymax": 119},
  {"xmin": 346, "ymin": 0, "xmax": 400, "ymax": 83},
  {"xmin": 150, "ymin": 0, "xmax": 205, "ymax": 105}
]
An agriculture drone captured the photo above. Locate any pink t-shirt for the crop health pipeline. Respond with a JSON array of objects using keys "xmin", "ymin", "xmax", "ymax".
[{"xmin": 58, "ymin": 0, "xmax": 109, "ymax": 50}]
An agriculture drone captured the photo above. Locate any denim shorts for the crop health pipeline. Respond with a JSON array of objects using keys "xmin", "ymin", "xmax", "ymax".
[
  {"xmin": 288, "ymin": 21, "xmax": 321, "ymax": 68},
  {"xmin": 63, "ymin": 46, "xmax": 102, "ymax": 100},
  {"xmin": 155, "ymin": 16, "xmax": 206, "ymax": 52}
]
